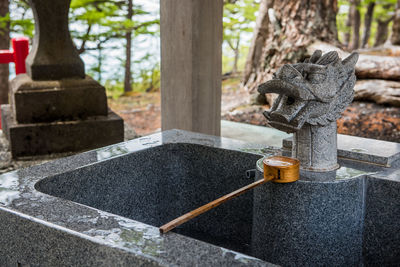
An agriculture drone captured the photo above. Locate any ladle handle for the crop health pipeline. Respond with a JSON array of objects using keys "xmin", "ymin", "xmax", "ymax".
[{"xmin": 159, "ymin": 175, "xmax": 273, "ymax": 234}]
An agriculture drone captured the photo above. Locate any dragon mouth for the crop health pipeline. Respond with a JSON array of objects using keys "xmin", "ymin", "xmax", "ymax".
[
  {"xmin": 263, "ymin": 109, "xmax": 307, "ymax": 133},
  {"xmin": 258, "ymin": 80, "xmax": 311, "ymax": 133}
]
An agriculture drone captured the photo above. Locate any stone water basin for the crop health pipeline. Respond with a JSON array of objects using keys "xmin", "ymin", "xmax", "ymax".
[
  {"xmin": 0, "ymin": 129, "xmax": 399, "ymax": 266},
  {"xmin": 35, "ymin": 142, "xmax": 261, "ymax": 255}
]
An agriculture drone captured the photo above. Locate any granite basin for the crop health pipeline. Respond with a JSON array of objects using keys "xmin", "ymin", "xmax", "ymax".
[
  {"xmin": 35, "ymin": 143, "xmax": 261, "ymax": 255},
  {"xmin": 0, "ymin": 129, "xmax": 399, "ymax": 266}
]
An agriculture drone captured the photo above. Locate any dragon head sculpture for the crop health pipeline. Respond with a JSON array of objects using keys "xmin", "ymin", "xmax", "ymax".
[{"xmin": 258, "ymin": 50, "xmax": 359, "ymax": 133}]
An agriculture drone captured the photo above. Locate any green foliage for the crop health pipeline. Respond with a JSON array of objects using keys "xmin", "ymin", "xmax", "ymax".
[
  {"xmin": 373, "ymin": 0, "xmax": 397, "ymax": 20},
  {"xmin": 9, "ymin": 0, "xmax": 34, "ymax": 37},
  {"xmin": 6, "ymin": 0, "xmax": 398, "ymax": 99},
  {"xmin": 222, "ymin": 44, "xmax": 250, "ymax": 74},
  {"xmin": 104, "ymin": 62, "xmax": 160, "ymax": 99},
  {"xmin": 337, "ymin": 0, "xmax": 397, "ymax": 47},
  {"xmin": 69, "ymin": 0, "xmax": 159, "ymax": 54},
  {"xmin": 223, "ymin": 0, "xmax": 259, "ymax": 73},
  {"xmin": 5, "ymin": 0, "xmax": 159, "ymax": 96},
  {"xmin": 337, "ymin": 1, "xmax": 350, "ymax": 43},
  {"xmin": 70, "ymin": 0, "xmax": 159, "ymax": 95},
  {"xmin": 104, "ymin": 80, "xmax": 124, "ymax": 99}
]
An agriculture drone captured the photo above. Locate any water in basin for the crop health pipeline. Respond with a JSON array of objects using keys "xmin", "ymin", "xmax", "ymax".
[
  {"xmin": 34, "ymin": 142, "xmax": 400, "ymax": 266},
  {"xmin": 35, "ymin": 143, "xmax": 261, "ymax": 255}
]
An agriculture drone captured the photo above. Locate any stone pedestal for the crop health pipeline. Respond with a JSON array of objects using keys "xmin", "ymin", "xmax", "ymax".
[
  {"xmin": 10, "ymin": 74, "xmax": 108, "ymax": 123},
  {"xmin": 292, "ymin": 122, "xmax": 339, "ymax": 172},
  {"xmin": 1, "ymin": 75, "xmax": 124, "ymax": 158},
  {"xmin": 2, "ymin": 75, "xmax": 124, "ymax": 158},
  {"xmin": 1, "ymin": 105, "xmax": 123, "ymax": 158},
  {"xmin": 0, "ymin": 0, "xmax": 124, "ymax": 158}
]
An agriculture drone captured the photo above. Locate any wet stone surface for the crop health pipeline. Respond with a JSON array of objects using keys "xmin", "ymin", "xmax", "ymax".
[
  {"xmin": 0, "ymin": 130, "xmax": 398, "ymax": 266},
  {"xmin": 0, "ymin": 123, "xmax": 138, "ymax": 175}
]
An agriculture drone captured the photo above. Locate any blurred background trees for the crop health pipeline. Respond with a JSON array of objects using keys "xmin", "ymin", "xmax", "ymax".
[
  {"xmin": 0, "ymin": 0, "xmax": 398, "ymax": 140},
  {"xmin": 2, "ymin": 0, "xmax": 399, "ymax": 97},
  {"xmin": 244, "ymin": 0, "xmax": 400, "ymax": 94},
  {"xmin": 4, "ymin": 0, "xmax": 159, "ymax": 99}
]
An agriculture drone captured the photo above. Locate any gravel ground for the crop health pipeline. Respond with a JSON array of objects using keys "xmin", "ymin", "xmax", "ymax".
[{"xmin": 223, "ymin": 101, "xmax": 400, "ymax": 143}]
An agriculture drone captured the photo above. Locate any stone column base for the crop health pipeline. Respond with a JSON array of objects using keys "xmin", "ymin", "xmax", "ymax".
[
  {"xmin": 1, "ymin": 104, "xmax": 123, "ymax": 158},
  {"xmin": 11, "ymin": 74, "xmax": 108, "ymax": 123}
]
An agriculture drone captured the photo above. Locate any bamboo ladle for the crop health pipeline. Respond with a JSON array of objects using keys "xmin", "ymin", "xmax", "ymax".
[{"xmin": 159, "ymin": 156, "xmax": 300, "ymax": 234}]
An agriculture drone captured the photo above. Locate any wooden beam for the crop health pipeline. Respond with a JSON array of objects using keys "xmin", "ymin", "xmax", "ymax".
[{"xmin": 160, "ymin": 0, "xmax": 223, "ymax": 135}]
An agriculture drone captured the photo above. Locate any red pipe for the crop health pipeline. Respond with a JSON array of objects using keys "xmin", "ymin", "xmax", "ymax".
[
  {"xmin": 12, "ymin": 37, "xmax": 29, "ymax": 74},
  {"xmin": 0, "ymin": 37, "xmax": 29, "ymax": 130},
  {"xmin": 0, "ymin": 37, "xmax": 29, "ymax": 73},
  {"xmin": 0, "ymin": 50, "xmax": 14, "ymax": 63}
]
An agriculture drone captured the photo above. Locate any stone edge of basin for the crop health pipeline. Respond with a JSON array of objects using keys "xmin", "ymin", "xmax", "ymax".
[
  {"xmin": 0, "ymin": 129, "xmax": 398, "ymax": 266},
  {"xmin": 282, "ymin": 134, "xmax": 400, "ymax": 167},
  {"xmin": 0, "ymin": 129, "xmax": 278, "ymax": 267}
]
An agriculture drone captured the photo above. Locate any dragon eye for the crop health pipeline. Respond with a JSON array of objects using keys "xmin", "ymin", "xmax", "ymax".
[{"xmin": 286, "ymin": 96, "xmax": 295, "ymax": 105}]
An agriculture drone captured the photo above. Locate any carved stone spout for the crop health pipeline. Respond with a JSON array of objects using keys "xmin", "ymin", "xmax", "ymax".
[{"xmin": 258, "ymin": 50, "xmax": 359, "ymax": 172}]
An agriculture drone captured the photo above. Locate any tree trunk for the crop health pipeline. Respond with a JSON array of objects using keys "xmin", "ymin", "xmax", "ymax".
[
  {"xmin": 309, "ymin": 41, "xmax": 400, "ymax": 80},
  {"xmin": 349, "ymin": 0, "xmax": 360, "ymax": 50},
  {"xmin": 124, "ymin": 0, "xmax": 133, "ymax": 93},
  {"xmin": 97, "ymin": 43, "xmax": 102, "ymax": 83},
  {"xmin": 232, "ymin": 39, "xmax": 240, "ymax": 74},
  {"xmin": 354, "ymin": 79, "xmax": 400, "ymax": 107},
  {"xmin": 361, "ymin": 1, "xmax": 375, "ymax": 48},
  {"xmin": 243, "ymin": 0, "xmax": 272, "ymax": 87},
  {"xmin": 244, "ymin": 0, "xmax": 339, "ymax": 96},
  {"xmin": 374, "ymin": 18, "xmax": 392, "ymax": 47},
  {"xmin": 0, "ymin": 0, "xmax": 9, "ymax": 105},
  {"xmin": 356, "ymin": 54, "xmax": 400, "ymax": 80},
  {"xmin": 344, "ymin": 3, "xmax": 352, "ymax": 47},
  {"xmin": 391, "ymin": 0, "xmax": 400, "ymax": 45},
  {"xmin": 374, "ymin": 4, "xmax": 394, "ymax": 47}
]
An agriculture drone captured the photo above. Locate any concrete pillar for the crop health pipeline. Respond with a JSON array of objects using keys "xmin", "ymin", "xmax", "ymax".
[
  {"xmin": 1, "ymin": 0, "xmax": 123, "ymax": 158},
  {"xmin": 160, "ymin": 0, "xmax": 223, "ymax": 136}
]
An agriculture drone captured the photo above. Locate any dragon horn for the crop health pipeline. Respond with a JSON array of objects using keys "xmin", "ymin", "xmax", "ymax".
[
  {"xmin": 342, "ymin": 52, "xmax": 359, "ymax": 68},
  {"xmin": 309, "ymin": 50, "xmax": 322, "ymax": 63}
]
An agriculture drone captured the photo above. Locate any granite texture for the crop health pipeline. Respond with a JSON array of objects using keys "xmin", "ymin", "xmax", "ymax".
[
  {"xmin": 258, "ymin": 50, "xmax": 358, "ymax": 172},
  {"xmin": 0, "ymin": 129, "xmax": 399, "ymax": 266},
  {"xmin": 362, "ymin": 176, "xmax": 400, "ymax": 265},
  {"xmin": 1, "ymin": 105, "xmax": 124, "ymax": 158},
  {"xmin": 0, "ymin": 123, "xmax": 137, "ymax": 175},
  {"xmin": 292, "ymin": 121, "xmax": 339, "ymax": 171},
  {"xmin": 283, "ymin": 133, "xmax": 400, "ymax": 167},
  {"xmin": 0, "ymin": 130, "xmax": 274, "ymax": 266},
  {"xmin": 36, "ymin": 143, "xmax": 262, "ymax": 254},
  {"xmin": 253, "ymin": 169, "xmax": 364, "ymax": 266},
  {"xmin": 11, "ymin": 74, "xmax": 108, "ymax": 123}
]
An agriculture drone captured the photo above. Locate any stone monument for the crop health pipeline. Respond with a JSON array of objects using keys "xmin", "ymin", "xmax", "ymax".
[
  {"xmin": 258, "ymin": 50, "xmax": 359, "ymax": 172},
  {"xmin": 1, "ymin": 0, "xmax": 124, "ymax": 158}
]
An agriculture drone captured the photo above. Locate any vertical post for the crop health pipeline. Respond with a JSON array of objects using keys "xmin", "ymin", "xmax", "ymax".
[
  {"xmin": 26, "ymin": 0, "xmax": 84, "ymax": 80},
  {"xmin": 160, "ymin": 0, "xmax": 223, "ymax": 136},
  {"xmin": 12, "ymin": 37, "xmax": 29, "ymax": 74}
]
